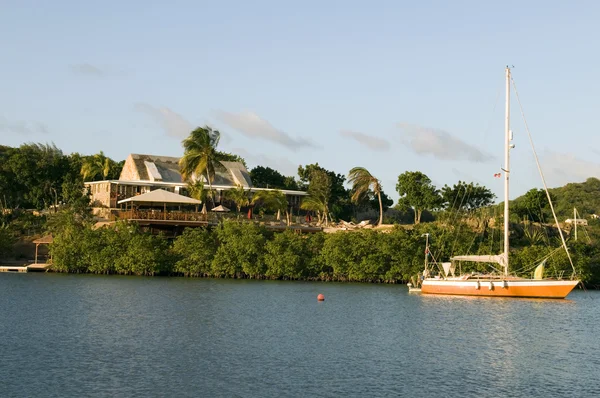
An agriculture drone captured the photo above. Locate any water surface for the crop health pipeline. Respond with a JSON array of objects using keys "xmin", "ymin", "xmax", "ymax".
[{"xmin": 1, "ymin": 274, "xmax": 598, "ymax": 397}]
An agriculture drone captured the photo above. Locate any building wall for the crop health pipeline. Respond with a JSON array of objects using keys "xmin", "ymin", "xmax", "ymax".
[
  {"xmin": 86, "ymin": 182, "xmax": 113, "ymax": 207},
  {"xmin": 119, "ymin": 154, "xmax": 141, "ymax": 181}
]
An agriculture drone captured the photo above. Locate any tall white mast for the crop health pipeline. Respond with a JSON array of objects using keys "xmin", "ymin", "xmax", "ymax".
[{"xmin": 503, "ymin": 66, "xmax": 511, "ymax": 276}]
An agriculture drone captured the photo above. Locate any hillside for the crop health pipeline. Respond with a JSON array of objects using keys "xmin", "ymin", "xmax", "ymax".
[
  {"xmin": 548, "ymin": 177, "xmax": 600, "ymax": 219},
  {"xmin": 509, "ymin": 177, "xmax": 600, "ymax": 221}
]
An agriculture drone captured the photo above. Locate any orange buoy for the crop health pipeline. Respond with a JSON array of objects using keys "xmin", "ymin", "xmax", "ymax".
[{"xmin": 317, "ymin": 294, "xmax": 325, "ymax": 301}]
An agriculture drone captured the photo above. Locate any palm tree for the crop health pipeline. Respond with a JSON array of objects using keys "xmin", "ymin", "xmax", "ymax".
[
  {"xmin": 225, "ymin": 185, "xmax": 250, "ymax": 214},
  {"xmin": 348, "ymin": 167, "xmax": 384, "ymax": 226},
  {"xmin": 81, "ymin": 151, "xmax": 111, "ymax": 181},
  {"xmin": 187, "ymin": 180, "xmax": 206, "ymax": 202},
  {"xmin": 252, "ymin": 190, "xmax": 291, "ymax": 225},
  {"xmin": 300, "ymin": 194, "xmax": 329, "ymax": 226},
  {"xmin": 179, "ymin": 126, "xmax": 224, "ymax": 207}
]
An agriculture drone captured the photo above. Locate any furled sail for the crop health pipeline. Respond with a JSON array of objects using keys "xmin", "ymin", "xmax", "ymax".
[{"xmin": 450, "ymin": 254, "xmax": 506, "ymax": 267}]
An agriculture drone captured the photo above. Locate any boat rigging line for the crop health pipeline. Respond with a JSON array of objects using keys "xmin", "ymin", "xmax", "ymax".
[{"xmin": 511, "ymin": 77, "xmax": 577, "ymax": 276}]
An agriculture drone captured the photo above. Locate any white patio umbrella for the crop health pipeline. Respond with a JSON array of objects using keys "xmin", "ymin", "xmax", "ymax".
[{"xmin": 211, "ymin": 205, "xmax": 230, "ymax": 212}]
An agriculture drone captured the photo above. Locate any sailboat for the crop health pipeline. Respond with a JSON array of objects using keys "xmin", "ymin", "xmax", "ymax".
[{"xmin": 420, "ymin": 67, "xmax": 580, "ymax": 299}]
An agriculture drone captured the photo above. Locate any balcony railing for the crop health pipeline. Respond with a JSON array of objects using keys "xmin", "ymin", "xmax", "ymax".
[{"xmin": 114, "ymin": 210, "xmax": 210, "ymax": 222}]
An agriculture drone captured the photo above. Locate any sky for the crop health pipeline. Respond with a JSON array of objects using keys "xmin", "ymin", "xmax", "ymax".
[{"xmin": 2, "ymin": 0, "xmax": 600, "ymax": 202}]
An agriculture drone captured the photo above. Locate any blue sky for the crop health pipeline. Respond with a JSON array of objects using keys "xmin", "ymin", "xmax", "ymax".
[{"xmin": 2, "ymin": 0, "xmax": 599, "ymax": 202}]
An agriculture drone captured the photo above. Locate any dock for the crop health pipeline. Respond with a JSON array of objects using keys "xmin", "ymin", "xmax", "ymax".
[
  {"xmin": 0, "ymin": 265, "xmax": 28, "ymax": 273},
  {"xmin": 27, "ymin": 263, "xmax": 52, "ymax": 272},
  {"xmin": 0, "ymin": 263, "xmax": 52, "ymax": 273}
]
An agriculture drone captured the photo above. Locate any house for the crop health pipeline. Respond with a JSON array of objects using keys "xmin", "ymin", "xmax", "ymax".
[{"xmin": 84, "ymin": 153, "xmax": 307, "ymax": 210}]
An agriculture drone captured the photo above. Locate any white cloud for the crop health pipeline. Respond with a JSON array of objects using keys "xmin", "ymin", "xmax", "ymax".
[
  {"xmin": 542, "ymin": 151, "xmax": 600, "ymax": 186},
  {"xmin": 70, "ymin": 63, "xmax": 106, "ymax": 77},
  {"xmin": 135, "ymin": 103, "xmax": 193, "ymax": 138},
  {"xmin": 0, "ymin": 117, "xmax": 49, "ymax": 135},
  {"xmin": 214, "ymin": 110, "xmax": 315, "ymax": 150},
  {"xmin": 340, "ymin": 130, "xmax": 390, "ymax": 151},
  {"xmin": 398, "ymin": 123, "xmax": 493, "ymax": 163}
]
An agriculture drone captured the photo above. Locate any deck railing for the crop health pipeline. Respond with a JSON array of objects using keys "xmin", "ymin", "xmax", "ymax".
[
  {"xmin": 112, "ymin": 209, "xmax": 322, "ymax": 231},
  {"xmin": 114, "ymin": 210, "xmax": 210, "ymax": 222}
]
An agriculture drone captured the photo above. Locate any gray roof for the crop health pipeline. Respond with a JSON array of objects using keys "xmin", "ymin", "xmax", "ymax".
[{"xmin": 122, "ymin": 154, "xmax": 252, "ymax": 187}]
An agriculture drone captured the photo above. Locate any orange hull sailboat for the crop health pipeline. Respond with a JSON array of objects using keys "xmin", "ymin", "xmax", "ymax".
[
  {"xmin": 417, "ymin": 67, "xmax": 580, "ymax": 299},
  {"xmin": 421, "ymin": 278, "xmax": 579, "ymax": 299}
]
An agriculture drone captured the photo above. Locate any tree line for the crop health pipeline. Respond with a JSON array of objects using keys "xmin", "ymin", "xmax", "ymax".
[{"xmin": 46, "ymin": 216, "xmax": 599, "ymax": 283}]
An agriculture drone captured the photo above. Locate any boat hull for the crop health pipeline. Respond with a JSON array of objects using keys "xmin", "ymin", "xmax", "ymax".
[{"xmin": 421, "ymin": 279, "xmax": 579, "ymax": 299}]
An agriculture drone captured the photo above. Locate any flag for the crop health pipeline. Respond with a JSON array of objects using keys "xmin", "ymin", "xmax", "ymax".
[{"xmin": 494, "ymin": 173, "xmax": 502, "ymax": 178}]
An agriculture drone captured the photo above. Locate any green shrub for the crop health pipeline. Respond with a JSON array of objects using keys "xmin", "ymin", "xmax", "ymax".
[
  {"xmin": 173, "ymin": 228, "xmax": 217, "ymax": 276},
  {"xmin": 212, "ymin": 220, "xmax": 266, "ymax": 278}
]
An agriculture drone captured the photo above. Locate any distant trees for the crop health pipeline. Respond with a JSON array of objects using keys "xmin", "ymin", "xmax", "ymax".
[
  {"xmin": 298, "ymin": 163, "xmax": 352, "ymax": 221},
  {"xmin": 225, "ymin": 185, "xmax": 251, "ymax": 213},
  {"xmin": 347, "ymin": 167, "xmax": 384, "ymax": 226},
  {"xmin": 396, "ymin": 171, "xmax": 441, "ymax": 224},
  {"xmin": 250, "ymin": 166, "xmax": 299, "ymax": 190},
  {"xmin": 441, "ymin": 181, "xmax": 496, "ymax": 211},
  {"xmin": 251, "ymin": 189, "xmax": 290, "ymax": 224},
  {"xmin": 217, "ymin": 151, "xmax": 248, "ymax": 168},
  {"xmin": 0, "ymin": 143, "xmax": 104, "ymax": 210},
  {"xmin": 179, "ymin": 126, "xmax": 226, "ymax": 207},
  {"xmin": 513, "ymin": 188, "xmax": 555, "ymax": 223},
  {"xmin": 300, "ymin": 168, "xmax": 332, "ymax": 226},
  {"xmin": 80, "ymin": 151, "xmax": 120, "ymax": 181}
]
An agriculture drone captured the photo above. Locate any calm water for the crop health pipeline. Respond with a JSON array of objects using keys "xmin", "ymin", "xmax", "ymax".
[{"xmin": 1, "ymin": 274, "xmax": 598, "ymax": 397}]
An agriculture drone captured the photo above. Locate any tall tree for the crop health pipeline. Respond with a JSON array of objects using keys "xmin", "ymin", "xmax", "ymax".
[
  {"xmin": 80, "ymin": 151, "xmax": 112, "ymax": 181},
  {"xmin": 396, "ymin": 171, "xmax": 441, "ymax": 224},
  {"xmin": 187, "ymin": 180, "xmax": 207, "ymax": 203},
  {"xmin": 513, "ymin": 188, "xmax": 554, "ymax": 223},
  {"xmin": 251, "ymin": 190, "xmax": 291, "ymax": 225},
  {"xmin": 441, "ymin": 181, "xmax": 496, "ymax": 211},
  {"xmin": 300, "ymin": 169, "xmax": 332, "ymax": 226},
  {"xmin": 348, "ymin": 167, "xmax": 384, "ymax": 226},
  {"xmin": 179, "ymin": 126, "xmax": 225, "ymax": 207},
  {"xmin": 250, "ymin": 166, "xmax": 298, "ymax": 190},
  {"xmin": 298, "ymin": 163, "xmax": 351, "ymax": 221},
  {"xmin": 7, "ymin": 143, "xmax": 67, "ymax": 209},
  {"xmin": 226, "ymin": 185, "xmax": 251, "ymax": 213}
]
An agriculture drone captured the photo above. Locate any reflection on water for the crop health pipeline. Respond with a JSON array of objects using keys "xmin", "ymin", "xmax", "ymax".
[{"xmin": 0, "ymin": 274, "xmax": 598, "ymax": 397}]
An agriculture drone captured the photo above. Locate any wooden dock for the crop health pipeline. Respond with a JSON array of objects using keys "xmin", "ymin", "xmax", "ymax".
[
  {"xmin": 27, "ymin": 263, "xmax": 52, "ymax": 272},
  {"xmin": 0, "ymin": 265, "xmax": 28, "ymax": 273},
  {"xmin": 0, "ymin": 263, "xmax": 52, "ymax": 273}
]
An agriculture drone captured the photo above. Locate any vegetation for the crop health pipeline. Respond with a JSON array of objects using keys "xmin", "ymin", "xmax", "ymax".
[
  {"xmin": 2, "ymin": 138, "xmax": 600, "ymax": 287},
  {"xmin": 301, "ymin": 168, "xmax": 332, "ymax": 226},
  {"xmin": 179, "ymin": 126, "xmax": 226, "ymax": 207},
  {"xmin": 251, "ymin": 189, "xmax": 290, "ymax": 224},
  {"xmin": 50, "ymin": 214, "xmax": 171, "ymax": 275},
  {"xmin": 298, "ymin": 163, "xmax": 352, "ymax": 221},
  {"xmin": 250, "ymin": 166, "xmax": 299, "ymax": 190},
  {"xmin": 225, "ymin": 185, "xmax": 251, "ymax": 214},
  {"xmin": 441, "ymin": 181, "xmax": 496, "ymax": 211},
  {"xmin": 42, "ymin": 218, "xmax": 600, "ymax": 284},
  {"xmin": 80, "ymin": 151, "xmax": 122, "ymax": 181},
  {"xmin": 512, "ymin": 188, "xmax": 554, "ymax": 223},
  {"xmin": 347, "ymin": 167, "xmax": 384, "ymax": 226},
  {"xmin": 187, "ymin": 180, "xmax": 209, "ymax": 204},
  {"xmin": 396, "ymin": 171, "xmax": 441, "ymax": 224}
]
